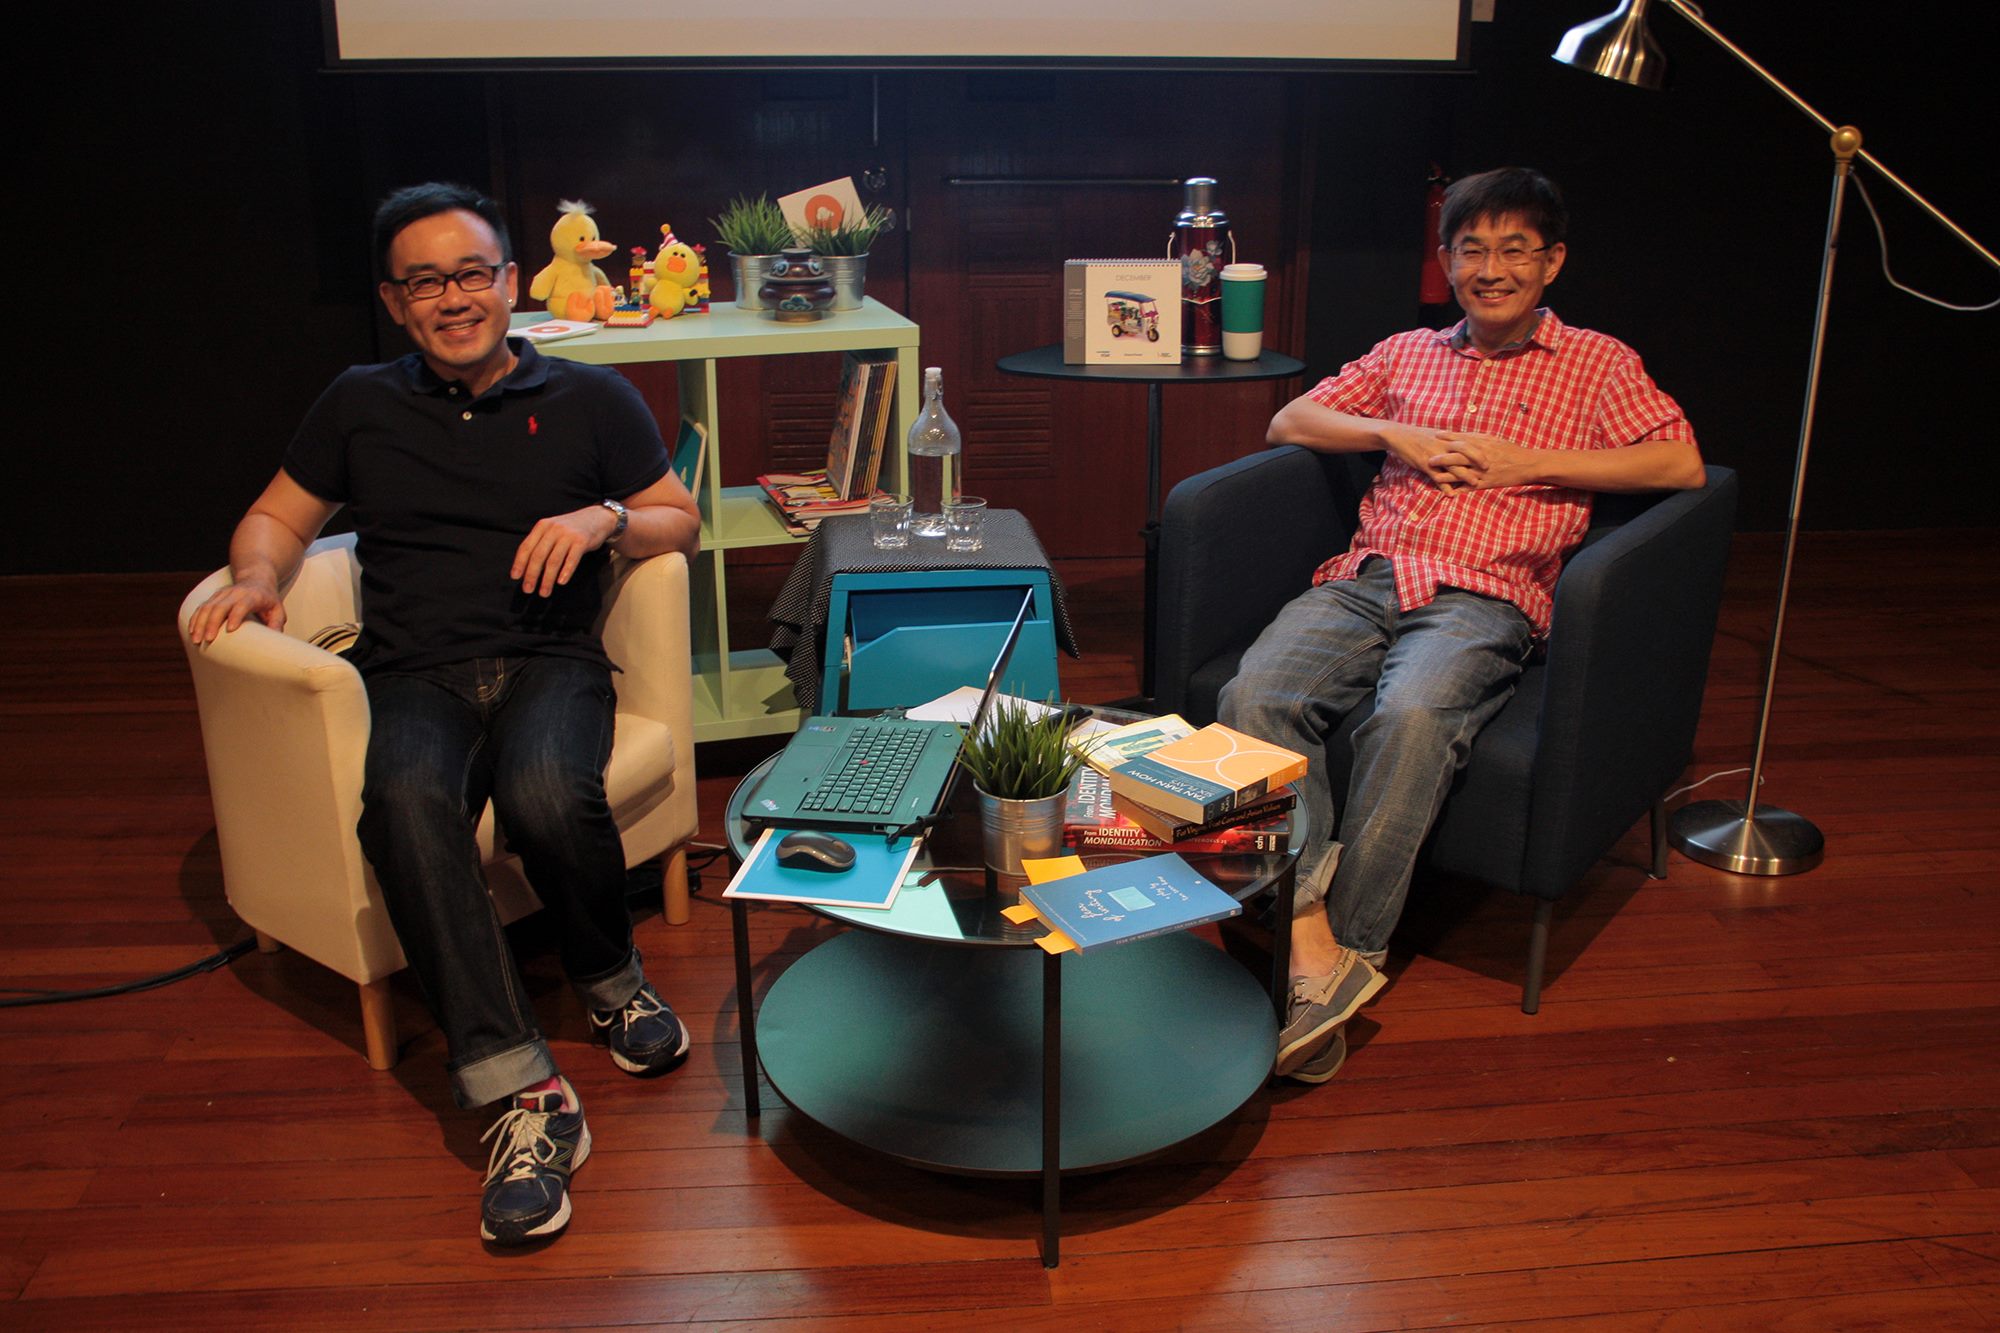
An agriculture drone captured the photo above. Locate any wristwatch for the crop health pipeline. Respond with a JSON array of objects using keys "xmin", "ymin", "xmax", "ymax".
[{"xmin": 599, "ymin": 498, "xmax": 629, "ymax": 546}]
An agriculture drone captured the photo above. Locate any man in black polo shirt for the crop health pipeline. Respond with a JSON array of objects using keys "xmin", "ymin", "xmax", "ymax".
[{"xmin": 190, "ymin": 182, "xmax": 702, "ymax": 1245}]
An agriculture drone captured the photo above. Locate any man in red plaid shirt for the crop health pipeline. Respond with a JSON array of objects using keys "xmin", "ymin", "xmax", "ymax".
[{"xmin": 1220, "ymin": 167, "xmax": 1706, "ymax": 1083}]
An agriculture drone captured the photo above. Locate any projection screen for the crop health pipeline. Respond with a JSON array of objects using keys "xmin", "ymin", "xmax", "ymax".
[{"xmin": 325, "ymin": 0, "xmax": 1468, "ymax": 70}]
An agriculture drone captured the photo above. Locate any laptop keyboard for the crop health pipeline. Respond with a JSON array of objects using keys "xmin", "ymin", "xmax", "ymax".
[{"xmin": 798, "ymin": 724, "xmax": 933, "ymax": 814}]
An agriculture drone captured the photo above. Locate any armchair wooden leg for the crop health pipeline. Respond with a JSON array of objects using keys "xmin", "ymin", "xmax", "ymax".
[
  {"xmin": 1522, "ymin": 899, "xmax": 1554, "ymax": 1015},
  {"xmin": 253, "ymin": 930, "xmax": 281, "ymax": 955},
  {"xmin": 359, "ymin": 979, "xmax": 398, "ymax": 1071},
  {"xmin": 663, "ymin": 845, "xmax": 691, "ymax": 926},
  {"xmin": 1649, "ymin": 799, "xmax": 1669, "ymax": 880}
]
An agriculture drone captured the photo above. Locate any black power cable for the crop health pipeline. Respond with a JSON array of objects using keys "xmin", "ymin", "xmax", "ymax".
[
  {"xmin": 0, "ymin": 938, "xmax": 257, "ymax": 1009},
  {"xmin": 5, "ymin": 846, "xmax": 743, "ymax": 1010}
]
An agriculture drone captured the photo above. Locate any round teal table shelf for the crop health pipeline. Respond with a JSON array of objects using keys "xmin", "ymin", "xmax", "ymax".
[
  {"xmin": 725, "ymin": 743, "xmax": 1302, "ymax": 1262},
  {"xmin": 755, "ymin": 927, "xmax": 1275, "ymax": 1175}
]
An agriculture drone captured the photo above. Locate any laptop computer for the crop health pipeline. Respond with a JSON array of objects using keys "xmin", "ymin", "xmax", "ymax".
[{"xmin": 745, "ymin": 587, "xmax": 1036, "ymax": 838}]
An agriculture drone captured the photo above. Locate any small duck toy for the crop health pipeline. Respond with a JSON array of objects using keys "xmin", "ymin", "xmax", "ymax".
[
  {"xmin": 648, "ymin": 224, "xmax": 705, "ymax": 319},
  {"xmin": 528, "ymin": 200, "xmax": 617, "ymax": 322}
]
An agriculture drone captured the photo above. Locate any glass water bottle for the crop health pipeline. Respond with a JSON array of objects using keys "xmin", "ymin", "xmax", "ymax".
[{"xmin": 906, "ymin": 366, "xmax": 961, "ymax": 537}]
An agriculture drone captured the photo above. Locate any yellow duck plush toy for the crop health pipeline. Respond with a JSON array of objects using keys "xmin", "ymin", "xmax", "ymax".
[
  {"xmin": 648, "ymin": 224, "xmax": 704, "ymax": 319},
  {"xmin": 528, "ymin": 201, "xmax": 618, "ymax": 321}
]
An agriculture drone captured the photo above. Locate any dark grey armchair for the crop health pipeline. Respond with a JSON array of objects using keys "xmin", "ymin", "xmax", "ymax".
[{"xmin": 1154, "ymin": 447, "xmax": 1739, "ymax": 1011}]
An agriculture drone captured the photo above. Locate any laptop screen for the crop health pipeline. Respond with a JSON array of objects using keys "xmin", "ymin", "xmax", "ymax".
[{"xmin": 908, "ymin": 586, "xmax": 1038, "ymax": 838}]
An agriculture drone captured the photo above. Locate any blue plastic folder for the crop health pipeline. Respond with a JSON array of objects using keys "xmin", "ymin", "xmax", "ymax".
[{"xmin": 721, "ymin": 827, "xmax": 922, "ymax": 910}]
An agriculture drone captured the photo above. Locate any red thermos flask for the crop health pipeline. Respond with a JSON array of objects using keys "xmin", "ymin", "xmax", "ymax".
[{"xmin": 1170, "ymin": 177, "xmax": 1233, "ymax": 357}]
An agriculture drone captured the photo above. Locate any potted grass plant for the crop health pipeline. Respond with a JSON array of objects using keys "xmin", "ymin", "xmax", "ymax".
[
  {"xmin": 794, "ymin": 203, "xmax": 895, "ymax": 311},
  {"xmin": 957, "ymin": 698, "xmax": 1088, "ymax": 875},
  {"xmin": 709, "ymin": 194, "xmax": 796, "ymax": 310}
]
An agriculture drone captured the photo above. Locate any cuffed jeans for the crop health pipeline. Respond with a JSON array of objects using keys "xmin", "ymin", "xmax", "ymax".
[
  {"xmin": 358, "ymin": 655, "xmax": 644, "ymax": 1109},
  {"xmin": 1219, "ymin": 559, "xmax": 1532, "ymax": 957}
]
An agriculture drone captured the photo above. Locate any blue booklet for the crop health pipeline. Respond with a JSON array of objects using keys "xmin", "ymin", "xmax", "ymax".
[
  {"xmin": 672, "ymin": 416, "xmax": 708, "ymax": 496},
  {"xmin": 721, "ymin": 827, "xmax": 920, "ymax": 910},
  {"xmin": 1020, "ymin": 852, "xmax": 1241, "ymax": 953}
]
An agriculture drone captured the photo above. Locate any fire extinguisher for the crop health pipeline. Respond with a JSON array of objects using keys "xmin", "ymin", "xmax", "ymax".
[{"xmin": 1420, "ymin": 164, "xmax": 1450, "ymax": 306}]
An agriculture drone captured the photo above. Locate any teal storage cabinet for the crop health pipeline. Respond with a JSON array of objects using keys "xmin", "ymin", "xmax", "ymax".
[{"xmin": 821, "ymin": 569, "xmax": 1061, "ymax": 713}]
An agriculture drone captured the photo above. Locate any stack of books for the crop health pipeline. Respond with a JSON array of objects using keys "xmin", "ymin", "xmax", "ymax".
[
  {"xmin": 1071, "ymin": 713, "xmax": 1194, "ymax": 777},
  {"xmin": 755, "ymin": 470, "xmax": 873, "ymax": 535},
  {"xmin": 1063, "ymin": 720, "xmax": 1304, "ymax": 855},
  {"xmin": 756, "ymin": 352, "xmax": 898, "ymax": 535}
]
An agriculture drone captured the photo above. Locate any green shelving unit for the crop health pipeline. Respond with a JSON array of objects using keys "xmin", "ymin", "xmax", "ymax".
[{"xmin": 524, "ymin": 299, "xmax": 922, "ymax": 742}]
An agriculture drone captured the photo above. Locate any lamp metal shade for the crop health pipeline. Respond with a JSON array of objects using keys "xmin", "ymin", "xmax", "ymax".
[{"xmin": 1554, "ymin": 0, "xmax": 1667, "ymax": 89}]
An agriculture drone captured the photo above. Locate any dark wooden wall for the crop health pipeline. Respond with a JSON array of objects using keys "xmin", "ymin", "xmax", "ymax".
[{"xmin": 17, "ymin": 2, "xmax": 1992, "ymax": 576}]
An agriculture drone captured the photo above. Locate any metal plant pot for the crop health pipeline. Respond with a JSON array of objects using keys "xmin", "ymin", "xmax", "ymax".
[
  {"xmin": 976, "ymin": 785, "xmax": 1067, "ymax": 877},
  {"xmin": 728, "ymin": 252, "xmax": 779, "ymax": 311},
  {"xmin": 822, "ymin": 253, "xmax": 868, "ymax": 311}
]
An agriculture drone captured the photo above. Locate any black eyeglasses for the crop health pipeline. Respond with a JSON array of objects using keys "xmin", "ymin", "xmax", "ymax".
[
  {"xmin": 388, "ymin": 263, "xmax": 507, "ymax": 301},
  {"xmin": 1449, "ymin": 244, "xmax": 1554, "ymax": 269}
]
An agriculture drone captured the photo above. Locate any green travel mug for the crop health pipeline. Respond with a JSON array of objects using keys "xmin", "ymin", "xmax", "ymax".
[{"xmin": 1220, "ymin": 263, "xmax": 1266, "ymax": 360}]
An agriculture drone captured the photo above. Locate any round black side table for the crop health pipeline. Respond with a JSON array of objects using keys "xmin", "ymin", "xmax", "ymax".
[{"xmin": 996, "ymin": 346, "xmax": 1305, "ymax": 701}]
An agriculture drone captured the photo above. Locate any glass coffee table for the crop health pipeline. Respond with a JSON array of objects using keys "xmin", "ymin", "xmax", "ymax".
[{"xmin": 724, "ymin": 743, "xmax": 1303, "ymax": 1266}]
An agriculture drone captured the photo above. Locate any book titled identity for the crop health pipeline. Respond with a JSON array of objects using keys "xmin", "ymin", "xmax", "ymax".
[
  {"xmin": 1065, "ymin": 768, "xmax": 1289, "ymax": 853},
  {"xmin": 1107, "ymin": 723, "xmax": 1309, "ymax": 825},
  {"xmin": 1020, "ymin": 852, "xmax": 1241, "ymax": 953}
]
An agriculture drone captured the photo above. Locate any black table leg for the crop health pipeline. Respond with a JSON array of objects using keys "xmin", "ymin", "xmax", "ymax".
[
  {"xmin": 1270, "ymin": 858, "xmax": 1296, "ymax": 1022},
  {"xmin": 1139, "ymin": 382, "xmax": 1164, "ymax": 702},
  {"xmin": 1040, "ymin": 945, "xmax": 1062, "ymax": 1268},
  {"xmin": 732, "ymin": 898, "xmax": 760, "ymax": 1120},
  {"xmin": 993, "ymin": 345, "xmax": 1304, "ymax": 709}
]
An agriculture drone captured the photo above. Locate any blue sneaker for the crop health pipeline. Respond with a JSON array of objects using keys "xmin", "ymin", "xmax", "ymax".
[
  {"xmin": 479, "ymin": 1077, "xmax": 589, "ymax": 1245},
  {"xmin": 590, "ymin": 981, "xmax": 691, "ymax": 1077}
]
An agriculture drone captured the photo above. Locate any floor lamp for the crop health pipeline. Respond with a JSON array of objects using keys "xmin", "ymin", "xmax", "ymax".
[{"xmin": 1554, "ymin": 0, "xmax": 2000, "ymax": 876}]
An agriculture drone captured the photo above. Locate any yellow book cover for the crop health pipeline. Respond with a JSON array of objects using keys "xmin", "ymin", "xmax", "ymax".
[{"xmin": 1148, "ymin": 723, "xmax": 1306, "ymax": 789}]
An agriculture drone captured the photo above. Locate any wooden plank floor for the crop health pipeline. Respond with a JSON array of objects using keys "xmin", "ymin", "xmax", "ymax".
[{"xmin": 2, "ymin": 533, "xmax": 1996, "ymax": 1330}]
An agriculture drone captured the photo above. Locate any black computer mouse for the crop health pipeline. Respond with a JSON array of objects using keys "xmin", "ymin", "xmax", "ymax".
[{"xmin": 775, "ymin": 830, "xmax": 857, "ymax": 873}]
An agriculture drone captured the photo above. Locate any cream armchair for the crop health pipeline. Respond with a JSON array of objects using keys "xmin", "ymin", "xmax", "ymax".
[{"xmin": 179, "ymin": 533, "xmax": 698, "ymax": 1070}]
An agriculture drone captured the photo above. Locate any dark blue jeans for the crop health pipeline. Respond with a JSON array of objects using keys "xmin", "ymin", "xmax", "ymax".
[
  {"xmin": 358, "ymin": 655, "xmax": 644, "ymax": 1108},
  {"xmin": 1220, "ymin": 559, "xmax": 1533, "ymax": 958}
]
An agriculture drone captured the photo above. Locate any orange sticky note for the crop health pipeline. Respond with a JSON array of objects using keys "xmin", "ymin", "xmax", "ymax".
[
  {"xmin": 1021, "ymin": 855, "xmax": 1086, "ymax": 884},
  {"xmin": 1007, "ymin": 858, "xmax": 1085, "ymax": 952}
]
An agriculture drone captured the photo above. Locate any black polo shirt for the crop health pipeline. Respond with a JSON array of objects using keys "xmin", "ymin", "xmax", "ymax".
[{"xmin": 284, "ymin": 340, "xmax": 670, "ymax": 674}]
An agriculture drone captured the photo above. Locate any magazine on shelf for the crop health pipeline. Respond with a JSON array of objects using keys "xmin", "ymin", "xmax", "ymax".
[
  {"xmin": 756, "ymin": 469, "xmax": 873, "ymax": 534},
  {"xmin": 672, "ymin": 416, "xmax": 707, "ymax": 497},
  {"xmin": 824, "ymin": 354, "xmax": 899, "ymax": 500}
]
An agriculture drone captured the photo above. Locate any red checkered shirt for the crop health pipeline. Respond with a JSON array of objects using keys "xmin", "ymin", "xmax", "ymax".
[{"xmin": 1307, "ymin": 309, "xmax": 1696, "ymax": 636}]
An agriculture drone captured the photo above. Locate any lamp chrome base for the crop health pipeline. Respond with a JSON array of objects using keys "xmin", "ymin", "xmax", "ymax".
[{"xmin": 1670, "ymin": 799, "xmax": 1824, "ymax": 876}]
